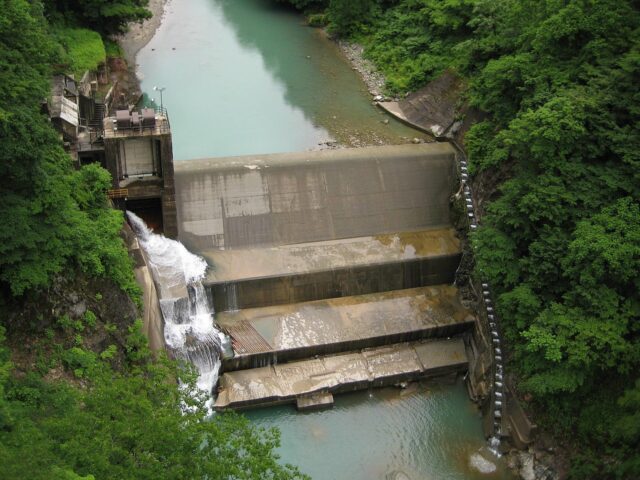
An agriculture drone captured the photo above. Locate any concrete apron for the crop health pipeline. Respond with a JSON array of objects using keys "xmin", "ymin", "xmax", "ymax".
[
  {"xmin": 214, "ymin": 338, "xmax": 468, "ymax": 411},
  {"xmin": 217, "ymin": 285, "xmax": 475, "ymax": 371}
]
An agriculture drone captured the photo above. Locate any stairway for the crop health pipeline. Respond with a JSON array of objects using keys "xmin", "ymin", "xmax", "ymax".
[{"xmin": 88, "ymin": 102, "xmax": 106, "ymax": 131}]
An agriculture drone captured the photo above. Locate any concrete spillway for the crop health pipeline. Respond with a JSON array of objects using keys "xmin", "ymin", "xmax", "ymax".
[
  {"xmin": 215, "ymin": 338, "xmax": 468, "ymax": 410},
  {"xmin": 174, "ymin": 143, "xmax": 456, "ymax": 251},
  {"xmin": 217, "ymin": 286, "xmax": 474, "ymax": 371},
  {"xmin": 173, "ymin": 143, "xmax": 471, "ymax": 410},
  {"xmin": 174, "ymin": 143, "xmax": 459, "ymax": 311},
  {"xmin": 205, "ymin": 227, "xmax": 461, "ymax": 311}
]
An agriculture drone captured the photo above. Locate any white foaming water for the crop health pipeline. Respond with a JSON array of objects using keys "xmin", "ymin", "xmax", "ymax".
[
  {"xmin": 469, "ymin": 452, "xmax": 497, "ymax": 474},
  {"xmin": 127, "ymin": 212, "xmax": 229, "ymax": 410},
  {"xmin": 488, "ymin": 435, "xmax": 502, "ymax": 457}
]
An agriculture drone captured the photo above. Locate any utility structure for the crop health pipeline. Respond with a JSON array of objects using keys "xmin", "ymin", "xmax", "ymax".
[
  {"xmin": 102, "ymin": 107, "xmax": 178, "ymax": 238},
  {"xmin": 153, "ymin": 86, "xmax": 166, "ymax": 111}
]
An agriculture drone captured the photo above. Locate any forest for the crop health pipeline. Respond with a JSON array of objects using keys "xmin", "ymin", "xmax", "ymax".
[
  {"xmin": 0, "ymin": 1, "xmax": 305, "ymax": 478},
  {"xmin": 277, "ymin": 0, "xmax": 640, "ymax": 477},
  {"xmin": 1, "ymin": 0, "xmax": 638, "ymax": 477}
]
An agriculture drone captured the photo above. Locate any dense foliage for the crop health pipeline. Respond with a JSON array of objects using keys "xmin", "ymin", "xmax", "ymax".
[
  {"xmin": 279, "ymin": 0, "xmax": 640, "ymax": 476},
  {"xmin": 0, "ymin": 0, "xmax": 138, "ymax": 300},
  {"xmin": 0, "ymin": 1, "xmax": 308, "ymax": 478},
  {"xmin": 0, "ymin": 323, "xmax": 307, "ymax": 480},
  {"xmin": 44, "ymin": 0, "xmax": 151, "ymax": 34},
  {"xmin": 55, "ymin": 27, "xmax": 106, "ymax": 76}
]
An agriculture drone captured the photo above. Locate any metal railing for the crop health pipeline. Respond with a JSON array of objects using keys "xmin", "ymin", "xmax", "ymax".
[{"xmin": 105, "ymin": 107, "xmax": 171, "ymax": 137}]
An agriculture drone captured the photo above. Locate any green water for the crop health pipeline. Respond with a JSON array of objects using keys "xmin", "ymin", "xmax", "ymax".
[
  {"xmin": 247, "ymin": 381, "xmax": 513, "ymax": 480},
  {"xmin": 136, "ymin": 0, "xmax": 422, "ymax": 160},
  {"xmin": 137, "ymin": 1, "xmax": 513, "ymax": 478}
]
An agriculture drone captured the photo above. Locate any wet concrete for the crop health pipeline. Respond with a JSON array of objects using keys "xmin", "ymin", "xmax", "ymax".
[
  {"xmin": 206, "ymin": 227, "xmax": 461, "ymax": 311},
  {"xmin": 217, "ymin": 286, "xmax": 474, "ymax": 371},
  {"xmin": 174, "ymin": 143, "xmax": 457, "ymax": 252},
  {"xmin": 214, "ymin": 338, "xmax": 468, "ymax": 410},
  {"xmin": 206, "ymin": 227, "xmax": 459, "ymax": 283}
]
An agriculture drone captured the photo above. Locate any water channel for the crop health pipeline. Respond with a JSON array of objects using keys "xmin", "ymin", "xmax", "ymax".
[{"xmin": 137, "ymin": 0, "xmax": 514, "ymax": 477}]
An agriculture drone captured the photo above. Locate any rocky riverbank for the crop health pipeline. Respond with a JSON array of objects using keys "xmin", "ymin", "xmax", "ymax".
[
  {"xmin": 117, "ymin": 0, "xmax": 168, "ymax": 66},
  {"xmin": 336, "ymin": 40, "xmax": 387, "ymax": 99}
]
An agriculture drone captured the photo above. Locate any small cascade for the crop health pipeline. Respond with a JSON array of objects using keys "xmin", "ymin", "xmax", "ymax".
[
  {"xmin": 127, "ymin": 212, "xmax": 230, "ymax": 409},
  {"xmin": 456, "ymin": 148, "xmax": 505, "ymax": 454},
  {"xmin": 226, "ymin": 283, "xmax": 239, "ymax": 312}
]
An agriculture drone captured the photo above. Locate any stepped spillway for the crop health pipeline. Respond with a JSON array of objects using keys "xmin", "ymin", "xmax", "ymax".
[
  {"xmin": 216, "ymin": 285, "xmax": 474, "ymax": 371},
  {"xmin": 215, "ymin": 338, "xmax": 468, "ymax": 411},
  {"xmin": 172, "ymin": 143, "xmax": 472, "ymax": 410}
]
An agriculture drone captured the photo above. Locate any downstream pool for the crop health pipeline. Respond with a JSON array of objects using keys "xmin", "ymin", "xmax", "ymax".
[
  {"xmin": 247, "ymin": 381, "xmax": 513, "ymax": 480},
  {"xmin": 136, "ymin": 0, "xmax": 514, "ymax": 478}
]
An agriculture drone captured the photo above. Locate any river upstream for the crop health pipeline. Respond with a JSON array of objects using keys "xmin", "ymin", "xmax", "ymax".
[{"xmin": 136, "ymin": 0, "xmax": 514, "ymax": 478}]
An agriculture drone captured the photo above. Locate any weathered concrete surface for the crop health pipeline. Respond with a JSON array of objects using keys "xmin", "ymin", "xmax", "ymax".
[
  {"xmin": 206, "ymin": 228, "xmax": 459, "ymax": 283},
  {"xmin": 214, "ymin": 338, "xmax": 468, "ymax": 410},
  {"xmin": 296, "ymin": 392, "xmax": 334, "ymax": 411},
  {"xmin": 207, "ymin": 228, "xmax": 462, "ymax": 311},
  {"xmin": 217, "ymin": 286, "xmax": 474, "ymax": 370},
  {"xmin": 134, "ymin": 263, "xmax": 165, "ymax": 353},
  {"xmin": 377, "ymin": 71, "xmax": 465, "ymax": 138},
  {"xmin": 126, "ymin": 232, "xmax": 165, "ymax": 353},
  {"xmin": 174, "ymin": 143, "xmax": 457, "ymax": 252}
]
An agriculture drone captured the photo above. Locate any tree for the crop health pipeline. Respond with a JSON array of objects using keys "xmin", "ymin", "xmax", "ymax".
[
  {"xmin": 0, "ymin": 325, "xmax": 308, "ymax": 480},
  {"xmin": 44, "ymin": 0, "xmax": 151, "ymax": 34},
  {"xmin": 0, "ymin": 0, "xmax": 138, "ymax": 299}
]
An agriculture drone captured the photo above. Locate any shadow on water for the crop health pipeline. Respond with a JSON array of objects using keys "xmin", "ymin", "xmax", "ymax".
[{"xmin": 214, "ymin": 0, "xmax": 422, "ymax": 146}]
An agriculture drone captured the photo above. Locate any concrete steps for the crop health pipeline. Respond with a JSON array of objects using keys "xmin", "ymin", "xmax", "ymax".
[
  {"xmin": 206, "ymin": 227, "xmax": 462, "ymax": 312},
  {"xmin": 214, "ymin": 338, "xmax": 468, "ymax": 411},
  {"xmin": 216, "ymin": 285, "xmax": 475, "ymax": 371}
]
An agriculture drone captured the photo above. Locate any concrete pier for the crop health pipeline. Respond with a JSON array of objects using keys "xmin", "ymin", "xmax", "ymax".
[
  {"xmin": 217, "ymin": 285, "xmax": 475, "ymax": 371},
  {"xmin": 214, "ymin": 338, "xmax": 468, "ymax": 411}
]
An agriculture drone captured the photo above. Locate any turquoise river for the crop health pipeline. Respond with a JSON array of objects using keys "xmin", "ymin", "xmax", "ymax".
[{"xmin": 137, "ymin": 0, "xmax": 515, "ymax": 478}]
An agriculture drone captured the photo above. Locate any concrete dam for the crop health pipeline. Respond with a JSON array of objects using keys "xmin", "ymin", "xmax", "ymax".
[{"xmin": 172, "ymin": 143, "xmax": 475, "ymax": 410}]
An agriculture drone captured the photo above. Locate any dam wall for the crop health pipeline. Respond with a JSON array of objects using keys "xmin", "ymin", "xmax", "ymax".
[
  {"xmin": 173, "ymin": 143, "xmax": 459, "ymax": 311},
  {"xmin": 210, "ymin": 254, "xmax": 460, "ymax": 312},
  {"xmin": 173, "ymin": 143, "xmax": 457, "ymax": 251},
  {"xmin": 171, "ymin": 142, "xmax": 473, "ymax": 410}
]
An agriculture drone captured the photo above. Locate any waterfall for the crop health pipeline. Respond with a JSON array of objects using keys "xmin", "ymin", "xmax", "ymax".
[
  {"xmin": 226, "ymin": 282, "xmax": 239, "ymax": 312},
  {"xmin": 127, "ymin": 212, "xmax": 229, "ymax": 410}
]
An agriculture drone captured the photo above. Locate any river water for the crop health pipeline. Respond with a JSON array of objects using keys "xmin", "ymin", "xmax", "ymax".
[
  {"xmin": 136, "ymin": 0, "xmax": 514, "ymax": 478},
  {"xmin": 136, "ymin": 0, "xmax": 422, "ymax": 159}
]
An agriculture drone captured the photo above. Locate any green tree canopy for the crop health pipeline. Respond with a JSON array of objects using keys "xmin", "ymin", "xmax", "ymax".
[{"xmin": 44, "ymin": 0, "xmax": 151, "ymax": 34}]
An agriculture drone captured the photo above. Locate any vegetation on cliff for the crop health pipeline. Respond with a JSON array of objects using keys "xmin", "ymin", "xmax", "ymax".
[
  {"xmin": 0, "ymin": 321, "xmax": 306, "ymax": 479},
  {"xmin": 279, "ymin": 0, "xmax": 640, "ymax": 477},
  {"xmin": 0, "ymin": 1, "xmax": 305, "ymax": 478},
  {"xmin": 0, "ymin": 0, "xmax": 137, "ymax": 299}
]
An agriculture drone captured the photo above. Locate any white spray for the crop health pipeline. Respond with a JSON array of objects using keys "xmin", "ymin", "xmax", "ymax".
[{"xmin": 127, "ymin": 212, "xmax": 229, "ymax": 410}]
